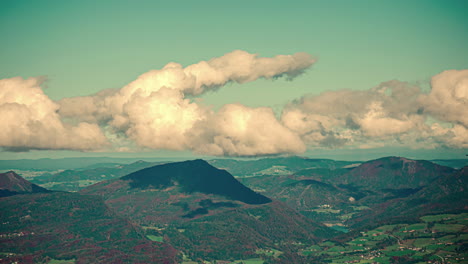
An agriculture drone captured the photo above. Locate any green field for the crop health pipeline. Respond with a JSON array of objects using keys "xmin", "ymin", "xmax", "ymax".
[
  {"xmin": 48, "ymin": 259, "xmax": 76, "ymax": 264},
  {"xmin": 229, "ymin": 258, "xmax": 264, "ymax": 264},
  {"xmin": 256, "ymin": 248, "xmax": 282, "ymax": 258},
  {"xmin": 312, "ymin": 208, "xmax": 341, "ymax": 213},
  {"xmin": 146, "ymin": 235, "xmax": 164, "ymax": 242},
  {"xmin": 301, "ymin": 212, "xmax": 467, "ymax": 264}
]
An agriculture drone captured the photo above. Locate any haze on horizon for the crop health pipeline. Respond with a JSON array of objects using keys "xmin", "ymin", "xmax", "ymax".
[{"xmin": 0, "ymin": 0, "xmax": 467, "ymax": 161}]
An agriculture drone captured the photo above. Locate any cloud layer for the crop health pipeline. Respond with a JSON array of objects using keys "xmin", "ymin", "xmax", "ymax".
[
  {"xmin": 1, "ymin": 50, "xmax": 466, "ymax": 155},
  {"xmin": 2, "ymin": 50, "xmax": 314, "ymax": 155}
]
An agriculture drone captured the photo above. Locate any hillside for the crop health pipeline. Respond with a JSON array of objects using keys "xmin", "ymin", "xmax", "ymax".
[
  {"xmin": 0, "ymin": 191, "xmax": 177, "ymax": 263},
  {"xmin": 239, "ymin": 157, "xmax": 463, "ymax": 231},
  {"xmin": 348, "ymin": 166, "xmax": 468, "ymax": 228},
  {"xmin": 239, "ymin": 173, "xmax": 355, "ymax": 222}
]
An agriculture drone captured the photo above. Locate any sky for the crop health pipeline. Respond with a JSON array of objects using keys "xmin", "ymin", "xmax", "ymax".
[{"xmin": 0, "ymin": 0, "xmax": 467, "ymax": 160}]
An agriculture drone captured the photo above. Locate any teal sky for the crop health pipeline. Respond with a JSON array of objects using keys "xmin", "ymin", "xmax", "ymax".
[{"xmin": 1, "ymin": 0, "xmax": 467, "ymax": 160}]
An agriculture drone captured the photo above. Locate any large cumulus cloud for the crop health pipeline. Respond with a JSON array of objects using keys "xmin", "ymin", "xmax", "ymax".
[
  {"xmin": 0, "ymin": 77, "xmax": 108, "ymax": 151},
  {"xmin": 420, "ymin": 69, "xmax": 468, "ymax": 127},
  {"xmin": 188, "ymin": 104, "xmax": 305, "ymax": 156}
]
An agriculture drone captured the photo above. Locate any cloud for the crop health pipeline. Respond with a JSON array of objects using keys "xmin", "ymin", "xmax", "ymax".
[
  {"xmin": 120, "ymin": 50, "xmax": 315, "ymax": 97},
  {"xmin": 3, "ymin": 49, "xmax": 466, "ymax": 155},
  {"xmin": 281, "ymin": 80, "xmax": 424, "ymax": 147},
  {"xmin": 188, "ymin": 104, "xmax": 305, "ymax": 156},
  {"xmin": 420, "ymin": 69, "xmax": 468, "ymax": 127},
  {"xmin": 0, "ymin": 77, "xmax": 108, "ymax": 151},
  {"xmin": 123, "ymin": 88, "xmax": 207, "ymax": 150},
  {"xmin": 430, "ymin": 123, "xmax": 468, "ymax": 149},
  {"xmin": 281, "ymin": 76, "xmax": 468, "ymax": 150}
]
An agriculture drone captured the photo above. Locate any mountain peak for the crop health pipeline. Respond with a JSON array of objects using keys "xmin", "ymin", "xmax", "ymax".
[
  {"xmin": 121, "ymin": 159, "xmax": 271, "ymax": 204},
  {"xmin": 0, "ymin": 171, "xmax": 49, "ymax": 196}
]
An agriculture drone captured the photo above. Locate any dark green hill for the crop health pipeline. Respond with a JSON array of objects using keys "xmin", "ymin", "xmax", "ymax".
[
  {"xmin": 0, "ymin": 171, "xmax": 49, "ymax": 197},
  {"xmin": 121, "ymin": 159, "xmax": 271, "ymax": 204}
]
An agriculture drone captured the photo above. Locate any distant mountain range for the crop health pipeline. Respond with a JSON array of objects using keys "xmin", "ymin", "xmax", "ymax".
[{"xmin": 0, "ymin": 157, "xmax": 181, "ymax": 170}]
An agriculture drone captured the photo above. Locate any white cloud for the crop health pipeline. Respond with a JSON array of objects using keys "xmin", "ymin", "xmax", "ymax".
[
  {"xmin": 430, "ymin": 123, "xmax": 468, "ymax": 148},
  {"xmin": 124, "ymin": 88, "xmax": 207, "ymax": 150},
  {"xmin": 0, "ymin": 77, "xmax": 108, "ymax": 151},
  {"xmin": 188, "ymin": 104, "xmax": 305, "ymax": 156},
  {"xmin": 357, "ymin": 101, "xmax": 421, "ymax": 137},
  {"xmin": 420, "ymin": 69, "xmax": 468, "ymax": 127}
]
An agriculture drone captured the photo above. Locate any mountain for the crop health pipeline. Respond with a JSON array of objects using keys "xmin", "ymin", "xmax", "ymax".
[
  {"xmin": 348, "ymin": 166, "xmax": 468, "ymax": 228},
  {"xmin": 81, "ymin": 159, "xmax": 335, "ymax": 261},
  {"xmin": 0, "ymin": 171, "xmax": 49, "ymax": 197},
  {"xmin": 331, "ymin": 156, "xmax": 456, "ymax": 190},
  {"xmin": 121, "ymin": 159, "xmax": 271, "ymax": 204}
]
